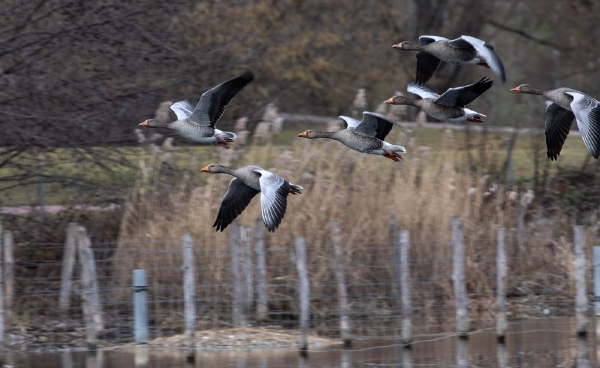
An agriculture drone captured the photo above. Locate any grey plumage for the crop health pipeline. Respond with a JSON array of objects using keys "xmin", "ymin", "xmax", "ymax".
[
  {"xmin": 394, "ymin": 35, "xmax": 506, "ymax": 85},
  {"xmin": 299, "ymin": 112, "xmax": 406, "ymax": 161},
  {"xmin": 140, "ymin": 71, "xmax": 255, "ymax": 148},
  {"xmin": 202, "ymin": 164, "xmax": 303, "ymax": 232},
  {"xmin": 512, "ymin": 84, "xmax": 600, "ymax": 160}
]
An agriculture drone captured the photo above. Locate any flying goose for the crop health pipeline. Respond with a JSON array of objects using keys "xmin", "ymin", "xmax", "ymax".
[
  {"xmin": 384, "ymin": 78, "xmax": 493, "ymax": 123},
  {"xmin": 140, "ymin": 71, "xmax": 255, "ymax": 149},
  {"xmin": 297, "ymin": 112, "xmax": 407, "ymax": 162},
  {"xmin": 511, "ymin": 84, "xmax": 600, "ymax": 160},
  {"xmin": 393, "ymin": 35, "xmax": 506, "ymax": 85},
  {"xmin": 201, "ymin": 164, "xmax": 303, "ymax": 232}
]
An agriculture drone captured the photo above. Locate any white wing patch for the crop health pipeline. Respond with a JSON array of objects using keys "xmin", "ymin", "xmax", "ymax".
[
  {"xmin": 339, "ymin": 116, "xmax": 361, "ymax": 130},
  {"xmin": 463, "ymin": 108, "xmax": 486, "ymax": 118},
  {"xmin": 407, "ymin": 83, "xmax": 440, "ymax": 100},
  {"xmin": 566, "ymin": 91, "xmax": 600, "ymax": 157},
  {"xmin": 419, "ymin": 35, "xmax": 449, "ymax": 43},
  {"xmin": 170, "ymin": 100, "xmax": 195, "ymax": 120},
  {"xmin": 459, "ymin": 35, "xmax": 506, "ymax": 82},
  {"xmin": 254, "ymin": 169, "xmax": 289, "ymax": 232}
]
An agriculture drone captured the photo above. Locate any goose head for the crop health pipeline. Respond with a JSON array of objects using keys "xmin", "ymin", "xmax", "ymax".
[
  {"xmin": 392, "ymin": 41, "xmax": 419, "ymax": 50},
  {"xmin": 298, "ymin": 130, "xmax": 318, "ymax": 139},
  {"xmin": 201, "ymin": 164, "xmax": 227, "ymax": 174},
  {"xmin": 384, "ymin": 96, "xmax": 415, "ymax": 105},
  {"xmin": 140, "ymin": 119, "xmax": 170, "ymax": 128},
  {"xmin": 510, "ymin": 84, "xmax": 542, "ymax": 95}
]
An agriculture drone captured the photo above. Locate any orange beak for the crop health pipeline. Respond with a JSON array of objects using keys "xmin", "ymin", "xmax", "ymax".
[
  {"xmin": 298, "ymin": 131, "xmax": 308, "ymax": 138},
  {"xmin": 510, "ymin": 86, "xmax": 520, "ymax": 92},
  {"xmin": 384, "ymin": 98, "xmax": 394, "ymax": 104},
  {"xmin": 201, "ymin": 166, "xmax": 209, "ymax": 172},
  {"xmin": 392, "ymin": 43, "xmax": 402, "ymax": 49},
  {"xmin": 139, "ymin": 120, "xmax": 148, "ymax": 126}
]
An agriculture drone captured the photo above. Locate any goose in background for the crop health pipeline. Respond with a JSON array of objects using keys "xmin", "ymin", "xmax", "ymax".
[
  {"xmin": 511, "ymin": 84, "xmax": 600, "ymax": 160},
  {"xmin": 298, "ymin": 112, "xmax": 407, "ymax": 162},
  {"xmin": 385, "ymin": 78, "xmax": 493, "ymax": 123},
  {"xmin": 201, "ymin": 164, "xmax": 303, "ymax": 232},
  {"xmin": 393, "ymin": 35, "xmax": 506, "ymax": 85},
  {"xmin": 140, "ymin": 71, "xmax": 255, "ymax": 149}
]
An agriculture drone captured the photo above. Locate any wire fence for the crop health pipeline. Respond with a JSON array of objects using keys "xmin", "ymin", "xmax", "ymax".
[{"xmin": 0, "ymin": 217, "xmax": 596, "ymax": 352}]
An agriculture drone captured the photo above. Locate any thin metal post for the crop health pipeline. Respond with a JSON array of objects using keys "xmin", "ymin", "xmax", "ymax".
[
  {"xmin": 574, "ymin": 226, "xmax": 588, "ymax": 336},
  {"xmin": 452, "ymin": 216, "xmax": 469, "ymax": 337},
  {"xmin": 60, "ymin": 223, "xmax": 78, "ymax": 311},
  {"xmin": 331, "ymin": 220, "xmax": 351, "ymax": 347},
  {"xmin": 400, "ymin": 230, "xmax": 412, "ymax": 344},
  {"xmin": 255, "ymin": 218, "xmax": 268, "ymax": 323},
  {"xmin": 3, "ymin": 230, "xmax": 13, "ymax": 315},
  {"xmin": 295, "ymin": 236, "xmax": 310, "ymax": 355},
  {"xmin": 230, "ymin": 220, "xmax": 244, "ymax": 326},
  {"xmin": 497, "ymin": 228, "xmax": 507, "ymax": 342},
  {"xmin": 240, "ymin": 226, "xmax": 253, "ymax": 321},
  {"xmin": 593, "ymin": 246, "xmax": 600, "ymax": 316},
  {"xmin": 133, "ymin": 269, "xmax": 148, "ymax": 344},
  {"xmin": 36, "ymin": 155, "xmax": 46, "ymax": 221},
  {"xmin": 0, "ymin": 222, "xmax": 4, "ymax": 346},
  {"xmin": 181, "ymin": 234, "xmax": 195, "ymax": 361}
]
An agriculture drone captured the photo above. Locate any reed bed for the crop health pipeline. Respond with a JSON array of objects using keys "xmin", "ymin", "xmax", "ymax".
[{"xmin": 112, "ymin": 127, "xmax": 590, "ymax": 334}]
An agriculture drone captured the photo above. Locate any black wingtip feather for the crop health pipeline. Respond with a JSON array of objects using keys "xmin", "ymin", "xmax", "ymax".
[{"xmin": 239, "ymin": 70, "xmax": 256, "ymax": 82}]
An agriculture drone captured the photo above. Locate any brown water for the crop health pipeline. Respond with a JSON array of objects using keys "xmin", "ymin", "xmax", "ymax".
[{"xmin": 3, "ymin": 317, "xmax": 597, "ymax": 367}]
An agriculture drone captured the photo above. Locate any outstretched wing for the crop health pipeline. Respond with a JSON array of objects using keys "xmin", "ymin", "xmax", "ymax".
[
  {"xmin": 407, "ymin": 82, "xmax": 440, "ymax": 100},
  {"xmin": 458, "ymin": 35, "xmax": 506, "ymax": 83},
  {"xmin": 566, "ymin": 91, "xmax": 600, "ymax": 159},
  {"xmin": 170, "ymin": 100, "xmax": 195, "ymax": 120},
  {"xmin": 254, "ymin": 169, "xmax": 291, "ymax": 232},
  {"xmin": 544, "ymin": 103, "xmax": 575, "ymax": 161},
  {"xmin": 213, "ymin": 178, "xmax": 260, "ymax": 232},
  {"xmin": 339, "ymin": 116, "xmax": 361, "ymax": 130},
  {"xmin": 416, "ymin": 35, "xmax": 448, "ymax": 85},
  {"xmin": 435, "ymin": 77, "xmax": 493, "ymax": 107},
  {"xmin": 189, "ymin": 70, "xmax": 255, "ymax": 127},
  {"xmin": 353, "ymin": 112, "xmax": 397, "ymax": 141}
]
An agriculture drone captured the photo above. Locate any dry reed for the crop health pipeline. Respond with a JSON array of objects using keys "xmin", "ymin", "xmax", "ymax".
[{"xmin": 112, "ymin": 128, "xmax": 584, "ymax": 334}]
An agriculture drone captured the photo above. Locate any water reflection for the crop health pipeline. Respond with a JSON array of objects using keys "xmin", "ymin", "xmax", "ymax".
[
  {"xmin": 496, "ymin": 342, "xmax": 507, "ymax": 368},
  {"xmin": 134, "ymin": 345, "xmax": 148, "ymax": 367},
  {"xmin": 7, "ymin": 317, "xmax": 600, "ymax": 368},
  {"xmin": 576, "ymin": 337, "xmax": 589, "ymax": 368},
  {"xmin": 61, "ymin": 351, "xmax": 73, "ymax": 368},
  {"xmin": 456, "ymin": 337, "xmax": 469, "ymax": 368}
]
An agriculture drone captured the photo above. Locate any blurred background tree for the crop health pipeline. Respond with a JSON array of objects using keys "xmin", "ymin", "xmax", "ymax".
[{"xmin": 0, "ymin": 0, "xmax": 599, "ymax": 240}]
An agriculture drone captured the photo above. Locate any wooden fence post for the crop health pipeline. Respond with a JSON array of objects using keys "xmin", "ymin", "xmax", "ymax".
[
  {"xmin": 497, "ymin": 228, "xmax": 507, "ymax": 342},
  {"xmin": 400, "ymin": 230, "xmax": 412, "ymax": 345},
  {"xmin": 240, "ymin": 226, "xmax": 253, "ymax": 321},
  {"xmin": 77, "ymin": 226, "xmax": 104, "ymax": 349},
  {"xmin": 574, "ymin": 225, "xmax": 588, "ymax": 336},
  {"xmin": 593, "ymin": 246, "xmax": 600, "ymax": 317},
  {"xmin": 181, "ymin": 234, "xmax": 195, "ymax": 362},
  {"xmin": 132, "ymin": 269, "xmax": 148, "ymax": 344},
  {"xmin": 3, "ymin": 230, "xmax": 13, "ymax": 316},
  {"xmin": 60, "ymin": 223, "xmax": 78, "ymax": 312},
  {"xmin": 295, "ymin": 236, "xmax": 310, "ymax": 355},
  {"xmin": 230, "ymin": 220, "xmax": 244, "ymax": 326},
  {"xmin": 255, "ymin": 218, "xmax": 268, "ymax": 323},
  {"xmin": 452, "ymin": 216, "xmax": 469, "ymax": 338},
  {"xmin": 0, "ymin": 222, "xmax": 4, "ymax": 346},
  {"xmin": 331, "ymin": 220, "xmax": 351, "ymax": 347}
]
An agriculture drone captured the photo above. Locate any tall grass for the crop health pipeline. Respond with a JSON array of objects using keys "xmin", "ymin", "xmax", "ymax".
[{"xmin": 113, "ymin": 127, "xmax": 590, "ymax": 334}]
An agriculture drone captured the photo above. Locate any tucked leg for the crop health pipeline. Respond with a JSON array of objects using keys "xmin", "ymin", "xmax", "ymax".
[{"xmin": 383, "ymin": 148, "xmax": 402, "ymax": 162}]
